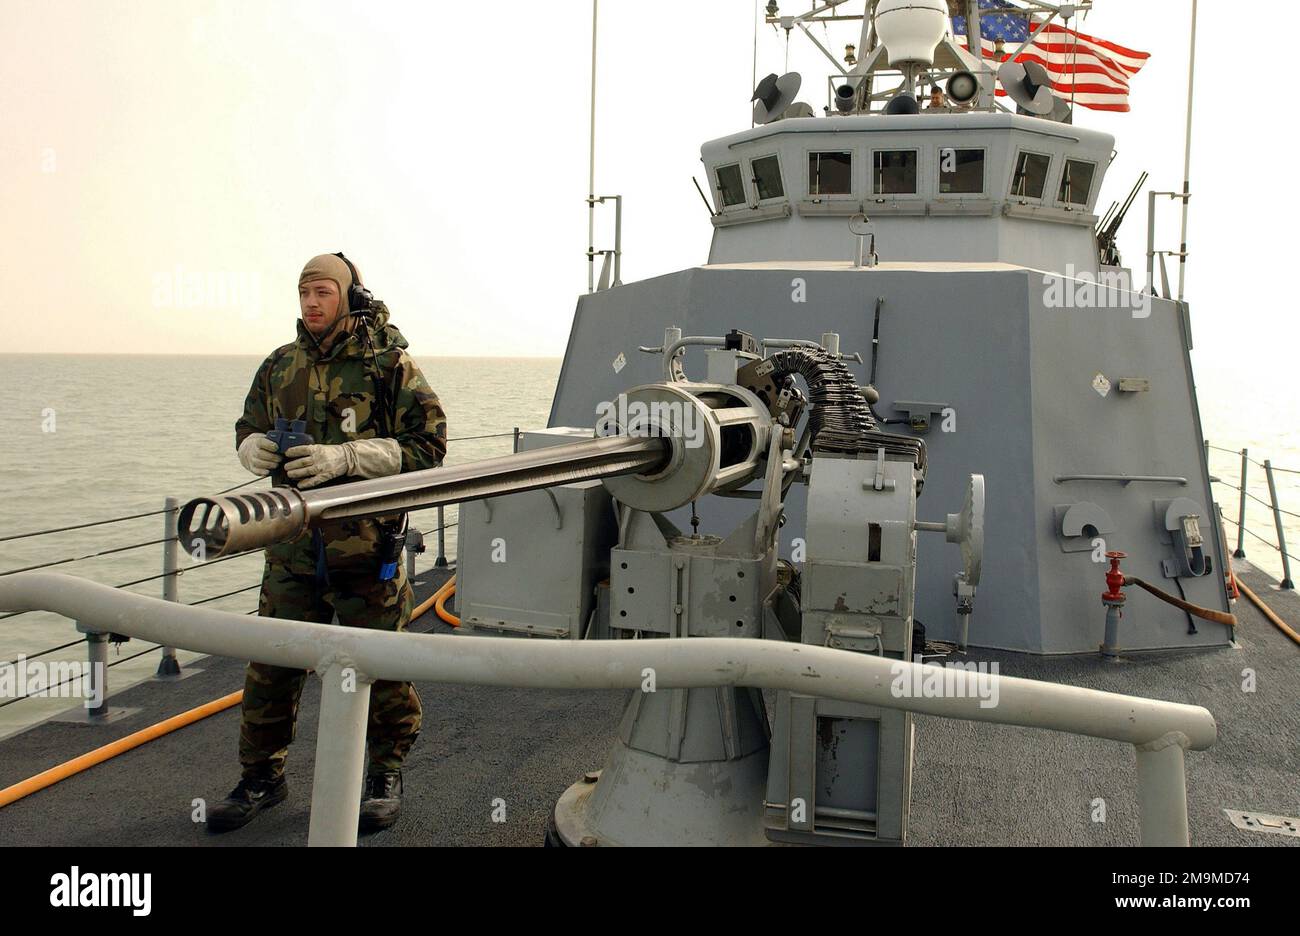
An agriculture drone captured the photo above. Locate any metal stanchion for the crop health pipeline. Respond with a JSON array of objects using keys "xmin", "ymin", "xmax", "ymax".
[
  {"xmin": 435, "ymin": 506, "xmax": 448, "ymax": 568},
  {"xmin": 404, "ymin": 528, "xmax": 425, "ymax": 582},
  {"xmin": 307, "ymin": 663, "xmax": 371, "ymax": 847},
  {"xmin": 1234, "ymin": 449, "xmax": 1248, "ymax": 558},
  {"xmin": 155, "ymin": 495, "xmax": 203, "ymax": 680},
  {"xmin": 1264, "ymin": 460, "xmax": 1294, "ymax": 589},
  {"xmin": 85, "ymin": 632, "xmax": 109, "ymax": 719},
  {"xmin": 52, "ymin": 623, "xmax": 138, "ymax": 725},
  {"xmin": 1136, "ymin": 737, "xmax": 1191, "ymax": 847},
  {"xmin": 157, "ymin": 497, "xmax": 182, "ymax": 677}
]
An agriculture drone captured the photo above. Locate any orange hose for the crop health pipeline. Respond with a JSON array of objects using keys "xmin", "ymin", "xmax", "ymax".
[
  {"xmin": 0, "ymin": 690, "xmax": 243, "ymax": 809},
  {"xmin": 1123, "ymin": 576, "xmax": 1238, "ymax": 627},
  {"xmin": 1225, "ymin": 564, "xmax": 1241, "ymax": 601},
  {"xmin": 1236, "ymin": 579, "xmax": 1300, "ymax": 648},
  {"xmin": 411, "ymin": 574, "xmax": 456, "ymax": 626},
  {"xmin": 435, "ymin": 577, "xmax": 460, "ymax": 627}
]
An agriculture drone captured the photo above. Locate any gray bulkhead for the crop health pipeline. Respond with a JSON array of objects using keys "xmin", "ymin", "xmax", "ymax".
[{"xmin": 549, "ymin": 263, "xmax": 1228, "ymax": 654}]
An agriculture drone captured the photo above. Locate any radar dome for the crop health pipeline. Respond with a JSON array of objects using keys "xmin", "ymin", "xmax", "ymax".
[{"xmin": 874, "ymin": 0, "xmax": 950, "ymax": 66}]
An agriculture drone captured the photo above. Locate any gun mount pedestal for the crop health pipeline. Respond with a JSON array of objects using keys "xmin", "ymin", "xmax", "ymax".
[
  {"xmin": 552, "ymin": 686, "xmax": 771, "ymax": 847},
  {"xmin": 551, "ymin": 516, "xmax": 777, "ymax": 847}
]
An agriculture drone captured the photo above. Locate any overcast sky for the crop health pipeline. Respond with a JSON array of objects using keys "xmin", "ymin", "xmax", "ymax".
[{"xmin": 0, "ymin": 0, "xmax": 1287, "ymax": 367}]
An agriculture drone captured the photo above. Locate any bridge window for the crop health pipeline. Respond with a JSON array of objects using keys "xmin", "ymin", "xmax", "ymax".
[
  {"xmin": 809, "ymin": 151, "xmax": 852, "ymax": 196},
  {"xmin": 1011, "ymin": 151, "xmax": 1051, "ymax": 200},
  {"xmin": 1058, "ymin": 158, "xmax": 1096, "ymax": 206},
  {"xmin": 873, "ymin": 149, "xmax": 918, "ymax": 195},
  {"xmin": 751, "ymin": 154, "xmax": 784, "ymax": 200},
  {"xmin": 715, "ymin": 163, "xmax": 746, "ymax": 208},
  {"xmin": 938, "ymin": 148, "xmax": 984, "ymax": 195}
]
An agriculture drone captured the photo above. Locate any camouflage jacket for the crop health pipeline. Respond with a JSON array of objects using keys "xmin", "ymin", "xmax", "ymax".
[{"xmin": 235, "ymin": 301, "xmax": 447, "ymax": 574}]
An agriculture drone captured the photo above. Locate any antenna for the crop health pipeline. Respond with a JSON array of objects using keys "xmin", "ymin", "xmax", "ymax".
[
  {"xmin": 752, "ymin": 0, "xmax": 760, "ymax": 128},
  {"xmin": 875, "ymin": 0, "xmax": 948, "ymax": 66},
  {"xmin": 752, "ymin": 71, "xmax": 803, "ymax": 124},
  {"xmin": 691, "ymin": 177, "xmax": 717, "ymax": 218},
  {"xmin": 1176, "ymin": 0, "xmax": 1198, "ymax": 300},
  {"xmin": 587, "ymin": 0, "xmax": 599, "ymax": 294},
  {"xmin": 997, "ymin": 59, "xmax": 1056, "ymax": 115}
]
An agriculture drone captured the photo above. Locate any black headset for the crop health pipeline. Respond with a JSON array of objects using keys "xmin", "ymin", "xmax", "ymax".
[{"xmin": 333, "ymin": 251, "xmax": 375, "ymax": 315}]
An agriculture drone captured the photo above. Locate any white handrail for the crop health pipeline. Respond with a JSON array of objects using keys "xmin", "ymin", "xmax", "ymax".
[{"xmin": 0, "ymin": 571, "xmax": 1216, "ymax": 846}]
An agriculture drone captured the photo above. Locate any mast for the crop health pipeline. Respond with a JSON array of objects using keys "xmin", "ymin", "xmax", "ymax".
[
  {"xmin": 587, "ymin": 0, "xmax": 599, "ymax": 294},
  {"xmin": 965, "ymin": 0, "xmax": 995, "ymax": 108},
  {"xmin": 1176, "ymin": 0, "xmax": 1197, "ymax": 301}
]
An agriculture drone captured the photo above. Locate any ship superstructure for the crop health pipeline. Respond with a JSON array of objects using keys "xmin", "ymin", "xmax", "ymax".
[{"xmin": 547, "ymin": 0, "xmax": 1228, "ymax": 655}]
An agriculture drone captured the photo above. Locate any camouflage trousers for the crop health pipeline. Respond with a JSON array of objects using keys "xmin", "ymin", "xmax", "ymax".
[{"xmin": 238, "ymin": 560, "xmax": 422, "ymax": 781}]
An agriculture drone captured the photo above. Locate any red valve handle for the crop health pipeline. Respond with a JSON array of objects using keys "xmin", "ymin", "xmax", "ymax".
[{"xmin": 1103, "ymin": 551, "xmax": 1127, "ymax": 602}]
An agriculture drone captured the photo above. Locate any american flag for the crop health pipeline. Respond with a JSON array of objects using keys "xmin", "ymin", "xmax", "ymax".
[{"xmin": 951, "ymin": 0, "xmax": 1150, "ymax": 113}]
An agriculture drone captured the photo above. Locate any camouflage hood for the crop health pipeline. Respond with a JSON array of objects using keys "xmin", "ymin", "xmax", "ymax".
[{"xmin": 294, "ymin": 300, "xmax": 410, "ymax": 364}]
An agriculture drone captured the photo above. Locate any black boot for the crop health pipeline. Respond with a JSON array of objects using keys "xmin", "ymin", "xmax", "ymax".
[
  {"xmin": 359, "ymin": 769, "xmax": 402, "ymax": 833},
  {"xmin": 207, "ymin": 776, "xmax": 288, "ymax": 833}
]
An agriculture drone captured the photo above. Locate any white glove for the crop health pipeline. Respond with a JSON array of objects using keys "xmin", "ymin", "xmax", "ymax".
[
  {"xmin": 347, "ymin": 438, "xmax": 403, "ymax": 479},
  {"xmin": 238, "ymin": 433, "xmax": 283, "ymax": 477},
  {"xmin": 283, "ymin": 439, "xmax": 402, "ymax": 490}
]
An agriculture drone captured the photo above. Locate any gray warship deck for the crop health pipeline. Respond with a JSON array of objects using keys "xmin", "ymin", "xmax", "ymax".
[{"xmin": 0, "ymin": 562, "xmax": 1294, "ymax": 847}]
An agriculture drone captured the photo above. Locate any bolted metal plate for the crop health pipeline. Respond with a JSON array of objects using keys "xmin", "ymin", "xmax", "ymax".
[
  {"xmin": 51, "ymin": 706, "xmax": 141, "ymax": 725},
  {"xmin": 1223, "ymin": 809, "xmax": 1300, "ymax": 838}
]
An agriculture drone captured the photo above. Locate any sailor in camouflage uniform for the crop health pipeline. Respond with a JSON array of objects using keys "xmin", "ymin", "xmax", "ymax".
[{"xmin": 208, "ymin": 253, "xmax": 447, "ymax": 834}]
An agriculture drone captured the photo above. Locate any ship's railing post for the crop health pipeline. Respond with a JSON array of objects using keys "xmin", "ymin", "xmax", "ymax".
[
  {"xmin": 1234, "ymin": 449, "xmax": 1248, "ymax": 558},
  {"xmin": 404, "ymin": 528, "xmax": 425, "ymax": 582},
  {"xmin": 307, "ymin": 663, "xmax": 371, "ymax": 847},
  {"xmin": 587, "ymin": 195, "xmax": 624, "ymax": 292},
  {"xmin": 1263, "ymin": 460, "xmax": 1295, "ymax": 589},
  {"xmin": 1135, "ymin": 734, "xmax": 1191, "ymax": 846},
  {"xmin": 81, "ymin": 627, "xmax": 110, "ymax": 719},
  {"xmin": 1145, "ymin": 191, "xmax": 1191, "ymax": 300},
  {"xmin": 157, "ymin": 496, "xmax": 182, "ymax": 678},
  {"xmin": 512, "ymin": 426, "xmax": 520, "ymax": 454},
  {"xmin": 1145, "ymin": 190, "xmax": 1157, "ymax": 296},
  {"xmin": 612, "ymin": 194, "xmax": 623, "ymax": 287},
  {"xmin": 434, "ymin": 506, "xmax": 448, "ymax": 568}
]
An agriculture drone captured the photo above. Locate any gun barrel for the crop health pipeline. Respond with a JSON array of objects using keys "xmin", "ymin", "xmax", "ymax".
[{"xmin": 178, "ymin": 434, "xmax": 669, "ymax": 558}]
